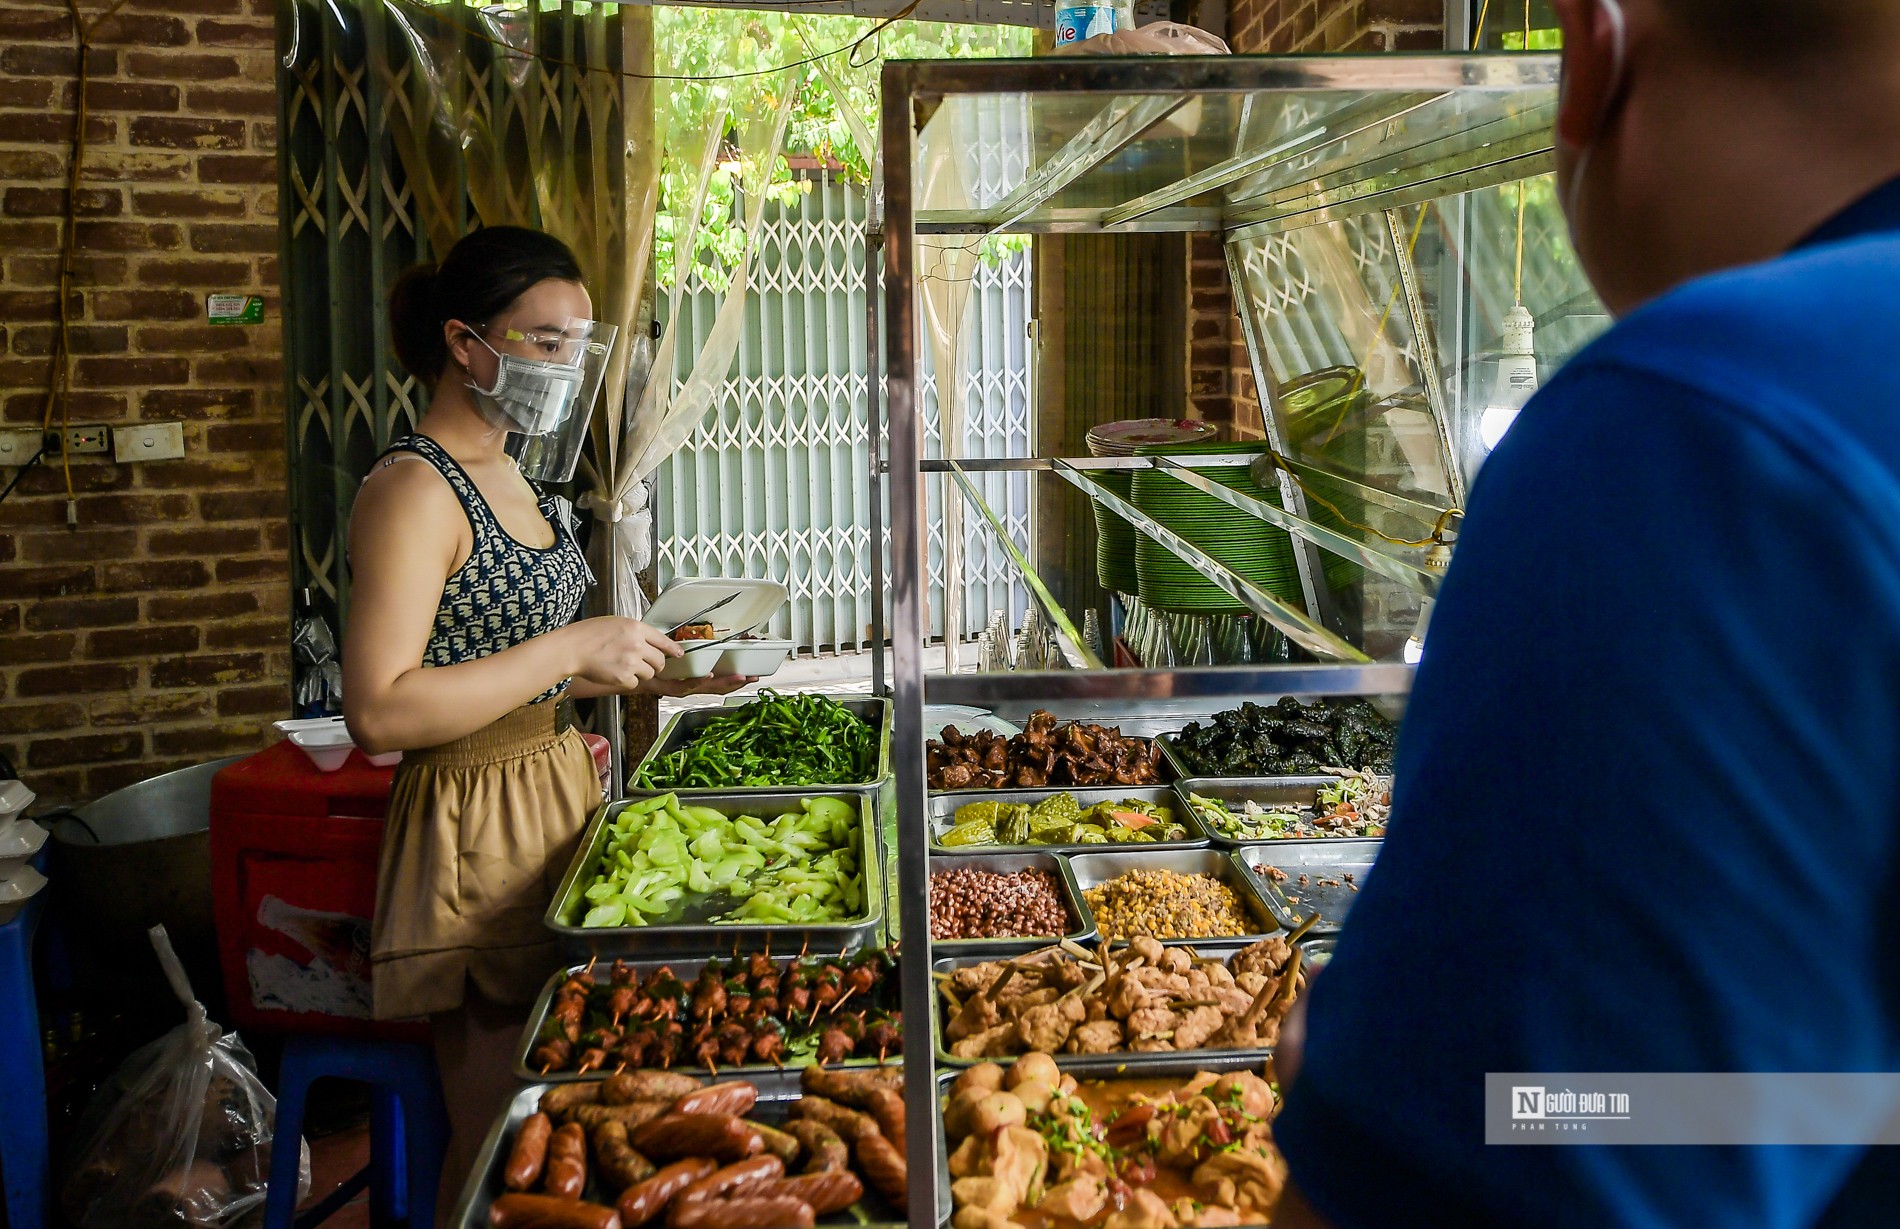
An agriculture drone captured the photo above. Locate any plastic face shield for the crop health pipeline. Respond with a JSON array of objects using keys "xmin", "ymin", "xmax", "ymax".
[{"xmin": 467, "ymin": 317, "xmax": 618, "ymax": 483}]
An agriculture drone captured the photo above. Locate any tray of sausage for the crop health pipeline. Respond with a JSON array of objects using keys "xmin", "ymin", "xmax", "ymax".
[
  {"xmin": 519, "ymin": 953, "xmax": 903, "ymax": 1083},
  {"xmin": 456, "ymin": 1066, "xmax": 938, "ymax": 1229}
]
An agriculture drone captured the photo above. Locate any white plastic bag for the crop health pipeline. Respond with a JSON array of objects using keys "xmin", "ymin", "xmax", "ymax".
[{"xmin": 61, "ymin": 926, "xmax": 310, "ymax": 1229}]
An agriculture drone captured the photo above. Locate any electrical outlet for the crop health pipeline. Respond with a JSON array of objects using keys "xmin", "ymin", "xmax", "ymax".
[
  {"xmin": 0, "ymin": 428, "xmax": 44, "ymax": 466},
  {"xmin": 64, "ymin": 424, "xmax": 111, "ymax": 455},
  {"xmin": 113, "ymin": 421, "xmax": 185, "ymax": 463}
]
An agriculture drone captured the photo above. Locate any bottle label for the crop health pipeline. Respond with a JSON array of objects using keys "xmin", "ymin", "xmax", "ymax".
[{"xmin": 1055, "ymin": 3, "xmax": 1119, "ymax": 44}]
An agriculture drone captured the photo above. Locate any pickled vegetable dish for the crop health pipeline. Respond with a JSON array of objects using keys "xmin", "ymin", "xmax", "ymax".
[
  {"xmin": 940, "ymin": 793, "xmax": 1186, "ymax": 848},
  {"xmin": 1189, "ymin": 771, "xmax": 1391, "ymax": 841},
  {"xmin": 568, "ymin": 794, "xmax": 866, "ymax": 928}
]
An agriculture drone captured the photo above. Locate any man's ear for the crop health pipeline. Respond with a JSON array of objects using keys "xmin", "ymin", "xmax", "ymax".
[{"xmin": 1554, "ymin": 0, "xmax": 1627, "ymax": 149}]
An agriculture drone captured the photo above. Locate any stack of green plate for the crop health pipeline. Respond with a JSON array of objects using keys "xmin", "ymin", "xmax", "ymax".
[
  {"xmin": 1131, "ymin": 441, "xmax": 1304, "ymax": 614},
  {"xmin": 1086, "ymin": 419, "xmax": 1221, "ymax": 594}
]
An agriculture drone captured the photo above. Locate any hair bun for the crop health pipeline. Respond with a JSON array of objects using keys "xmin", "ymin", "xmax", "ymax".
[{"xmin": 388, "ymin": 261, "xmax": 446, "ymax": 382}]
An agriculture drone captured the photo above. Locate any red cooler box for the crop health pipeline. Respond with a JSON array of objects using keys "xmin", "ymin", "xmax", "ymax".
[{"xmin": 210, "ymin": 741, "xmax": 428, "ymax": 1040}]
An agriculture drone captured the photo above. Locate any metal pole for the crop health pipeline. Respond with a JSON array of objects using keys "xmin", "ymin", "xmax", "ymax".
[
  {"xmin": 866, "ymin": 226, "xmax": 888, "ymax": 696},
  {"xmin": 880, "ymin": 60, "xmax": 940, "ymax": 1229}
]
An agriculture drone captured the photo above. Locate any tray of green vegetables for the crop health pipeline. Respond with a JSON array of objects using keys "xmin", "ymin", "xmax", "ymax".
[
  {"xmin": 927, "ymin": 786, "xmax": 1209, "ymax": 853},
  {"xmin": 545, "ymin": 791, "xmax": 883, "ymax": 957},
  {"xmin": 630, "ymin": 692, "xmax": 889, "ymax": 794}
]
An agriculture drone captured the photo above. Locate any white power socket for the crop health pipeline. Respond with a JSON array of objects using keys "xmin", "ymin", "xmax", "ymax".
[
  {"xmin": 0, "ymin": 428, "xmax": 45, "ymax": 466},
  {"xmin": 113, "ymin": 421, "xmax": 185, "ymax": 463}
]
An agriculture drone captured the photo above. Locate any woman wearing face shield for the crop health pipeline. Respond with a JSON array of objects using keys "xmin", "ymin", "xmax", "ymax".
[{"xmin": 341, "ymin": 225, "xmax": 749, "ymax": 1217}]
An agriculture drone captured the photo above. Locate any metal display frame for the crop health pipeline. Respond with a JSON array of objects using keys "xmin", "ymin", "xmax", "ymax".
[{"xmin": 878, "ymin": 52, "xmax": 1567, "ymax": 1225}]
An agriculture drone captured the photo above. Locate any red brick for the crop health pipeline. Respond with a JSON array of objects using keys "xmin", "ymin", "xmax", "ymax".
[
  {"xmin": 23, "ymin": 596, "xmax": 140, "ymax": 632},
  {"xmin": 89, "ymin": 13, "xmax": 191, "ymax": 44},
  {"xmin": 12, "ymin": 464, "xmax": 130, "ymax": 500},
  {"xmin": 75, "ymin": 356, "xmax": 190, "ymax": 387},
  {"xmin": 151, "ymin": 652, "xmax": 266, "ymax": 689},
  {"xmin": 89, "ymin": 691, "xmax": 213, "ymax": 727},
  {"xmin": 7, "ymin": 253, "xmax": 130, "ymax": 288},
  {"xmin": 197, "ymin": 154, "xmax": 275, "ymax": 184},
  {"xmin": 204, "ymin": 618, "xmax": 283, "ymax": 650},
  {"xmin": 152, "ymin": 721, "xmax": 258, "ymax": 756},
  {"xmin": 215, "ymin": 557, "xmax": 286, "ymax": 584},
  {"xmin": 136, "ymin": 257, "xmax": 252, "ymax": 285},
  {"xmin": 129, "ymin": 116, "xmax": 247, "ymax": 151},
  {"xmin": 0, "ymin": 634, "xmax": 76, "ymax": 667},
  {"xmin": 81, "ymin": 151, "xmax": 192, "ymax": 182},
  {"xmin": 185, "ymin": 85, "xmax": 275, "ymax": 116},
  {"xmin": 91, "ymin": 289, "xmax": 200, "ymax": 321},
  {"xmin": 140, "ymin": 388, "xmax": 255, "ymax": 419},
  {"xmin": 1, "ymin": 44, "xmax": 116, "ymax": 78},
  {"xmin": 10, "ymin": 325, "xmax": 129, "ymax": 357},
  {"xmin": 188, "ymin": 224, "xmax": 275, "ymax": 254},
  {"xmin": 133, "ymin": 324, "xmax": 252, "ymax": 352},
  {"xmin": 88, "ymin": 625, "xmax": 202, "ymax": 658},
  {"xmin": 0, "ymin": 79, "xmax": 58, "ymax": 108},
  {"xmin": 0, "ymin": 113, "xmax": 116, "ymax": 145},
  {"xmin": 15, "ymin": 663, "xmax": 138, "ymax": 697},
  {"xmin": 195, "ymin": 18, "xmax": 272, "ymax": 46},
  {"xmin": 130, "ymin": 189, "xmax": 248, "ymax": 219},
  {"xmin": 125, "ymin": 50, "xmax": 244, "ymax": 80},
  {"xmin": 137, "ymin": 458, "xmax": 257, "ymax": 490},
  {"xmin": 0, "ymin": 703, "xmax": 85, "ymax": 737},
  {"xmin": 64, "ymin": 492, "xmax": 197, "ymax": 524},
  {"xmin": 205, "ymin": 422, "xmax": 279, "ymax": 451},
  {"xmin": 10, "ymin": 566, "xmax": 95, "ymax": 600},
  {"xmin": 102, "ymin": 559, "xmax": 212, "ymax": 591},
  {"xmin": 0, "ymin": 222, "xmax": 61, "ymax": 253},
  {"xmin": 72, "ymin": 221, "xmax": 184, "ymax": 252},
  {"xmin": 28, "ymin": 731, "xmax": 144, "ymax": 769},
  {"xmin": 216, "ymin": 683, "xmax": 287, "ymax": 717},
  {"xmin": 1386, "ymin": 26, "xmax": 1445, "ymax": 48},
  {"xmin": 147, "ymin": 590, "xmax": 258, "ymax": 621},
  {"xmin": 0, "ymin": 151, "xmax": 62, "ymax": 180},
  {"xmin": 146, "ymin": 525, "xmax": 260, "ymax": 556},
  {"xmin": 19, "ymin": 528, "xmax": 139, "ymax": 563},
  {"xmin": 196, "ymin": 490, "xmax": 281, "ymax": 522},
  {"xmin": 2, "ymin": 391, "xmax": 126, "ymax": 425},
  {"xmin": 85, "ymin": 759, "xmax": 198, "ymax": 797},
  {"xmin": 126, "ymin": 0, "xmax": 247, "ymax": 14},
  {"xmin": 193, "ymin": 355, "xmax": 281, "ymax": 383},
  {"xmin": 0, "ymin": 8, "xmax": 72, "ymax": 38},
  {"xmin": 73, "ymin": 81, "xmax": 182, "ymax": 113}
]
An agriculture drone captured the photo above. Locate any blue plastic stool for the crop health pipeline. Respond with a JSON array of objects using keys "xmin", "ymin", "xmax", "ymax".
[
  {"xmin": 0, "ymin": 854, "xmax": 49, "ymax": 1229},
  {"xmin": 263, "ymin": 1036, "xmax": 448, "ymax": 1229}
]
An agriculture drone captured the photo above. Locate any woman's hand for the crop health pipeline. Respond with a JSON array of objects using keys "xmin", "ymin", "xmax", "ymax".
[
  {"xmin": 642, "ymin": 674, "xmax": 758, "ymax": 699},
  {"xmin": 565, "ymin": 617, "xmax": 683, "ymax": 690}
]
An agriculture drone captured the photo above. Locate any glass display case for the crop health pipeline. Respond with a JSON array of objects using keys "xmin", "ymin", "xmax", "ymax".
[{"xmin": 875, "ymin": 52, "xmax": 1604, "ymax": 1224}]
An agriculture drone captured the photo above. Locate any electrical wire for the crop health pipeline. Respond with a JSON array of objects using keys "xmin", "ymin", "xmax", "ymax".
[{"xmin": 0, "ymin": 445, "xmax": 48, "ymax": 509}]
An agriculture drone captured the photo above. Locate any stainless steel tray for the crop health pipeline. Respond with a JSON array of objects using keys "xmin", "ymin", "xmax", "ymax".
[
  {"xmin": 545, "ymin": 792, "xmax": 884, "ymax": 959},
  {"xmin": 933, "ymin": 1054, "xmax": 1280, "ymax": 1229},
  {"xmin": 931, "ymin": 938, "xmax": 1322, "ymax": 1069},
  {"xmin": 517, "ymin": 956, "xmax": 904, "ymax": 1083},
  {"xmin": 925, "ymin": 850, "xmax": 1096, "ymax": 957},
  {"xmin": 927, "ymin": 785, "xmax": 1209, "ymax": 854},
  {"xmin": 453, "ymin": 1077, "xmax": 916, "ymax": 1229},
  {"xmin": 1174, "ymin": 777, "xmax": 1383, "ymax": 848},
  {"xmin": 1065, "ymin": 848, "xmax": 1282, "ymax": 942},
  {"xmin": 630, "ymin": 696, "xmax": 891, "ymax": 796},
  {"xmin": 1233, "ymin": 840, "xmax": 1380, "ymax": 937}
]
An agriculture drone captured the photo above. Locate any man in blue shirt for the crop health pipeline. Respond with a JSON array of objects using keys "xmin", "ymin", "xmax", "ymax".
[{"xmin": 1271, "ymin": 1, "xmax": 1900, "ymax": 1225}]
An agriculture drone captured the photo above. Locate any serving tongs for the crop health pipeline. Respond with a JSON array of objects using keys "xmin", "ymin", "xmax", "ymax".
[{"xmin": 665, "ymin": 592, "xmax": 739, "ymax": 637}]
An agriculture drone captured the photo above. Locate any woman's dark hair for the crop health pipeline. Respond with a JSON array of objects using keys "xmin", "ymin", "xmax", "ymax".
[{"xmin": 387, "ymin": 225, "xmax": 584, "ymax": 383}]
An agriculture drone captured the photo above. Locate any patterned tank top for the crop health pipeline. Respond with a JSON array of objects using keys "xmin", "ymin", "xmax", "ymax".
[{"xmin": 379, "ymin": 434, "xmax": 592, "ymax": 704}]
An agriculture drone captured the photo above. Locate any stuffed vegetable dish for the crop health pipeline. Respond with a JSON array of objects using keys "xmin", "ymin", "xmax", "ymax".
[{"xmin": 939, "ymin": 794, "xmax": 1187, "ymax": 849}]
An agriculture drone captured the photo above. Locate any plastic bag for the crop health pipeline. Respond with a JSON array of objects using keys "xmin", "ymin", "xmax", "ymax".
[
  {"xmin": 61, "ymin": 925, "xmax": 310, "ymax": 1229},
  {"xmin": 1050, "ymin": 20, "xmax": 1231, "ymax": 57}
]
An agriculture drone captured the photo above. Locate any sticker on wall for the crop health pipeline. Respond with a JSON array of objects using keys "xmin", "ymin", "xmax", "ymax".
[{"xmin": 207, "ymin": 293, "xmax": 265, "ymax": 325}]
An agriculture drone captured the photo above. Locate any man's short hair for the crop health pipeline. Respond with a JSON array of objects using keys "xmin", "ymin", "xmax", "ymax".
[{"xmin": 1657, "ymin": 0, "xmax": 1893, "ymax": 66}]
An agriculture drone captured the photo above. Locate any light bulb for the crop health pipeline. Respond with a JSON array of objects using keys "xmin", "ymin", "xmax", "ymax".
[
  {"xmin": 1479, "ymin": 304, "xmax": 1539, "ymax": 452},
  {"xmin": 1403, "ymin": 635, "xmax": 1425, "ymax": 665}
]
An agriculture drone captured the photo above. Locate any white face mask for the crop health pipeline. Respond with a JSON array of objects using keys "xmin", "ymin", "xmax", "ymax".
[
  {"xmin": 1561, "ymin": 0, "xmax": 1630, "ymax": 243},
  {"xmin": 466, "ymin": 331, "xmax": 584, "ymax": 436}
]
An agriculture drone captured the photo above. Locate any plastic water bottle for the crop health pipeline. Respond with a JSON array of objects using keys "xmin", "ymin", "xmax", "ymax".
[{"xmin": 1054, "ymin": 0, "xmax": 1119, "ymax": 44}]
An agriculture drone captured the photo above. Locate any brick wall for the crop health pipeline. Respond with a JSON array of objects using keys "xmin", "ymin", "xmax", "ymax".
[
  {"xmin": 0, "ymin": 0, "xmax": 288, "ymax": 807},
  {"xmin": 1190, "ymin": 0, "xmax": 1446, "ymax": 434}
]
